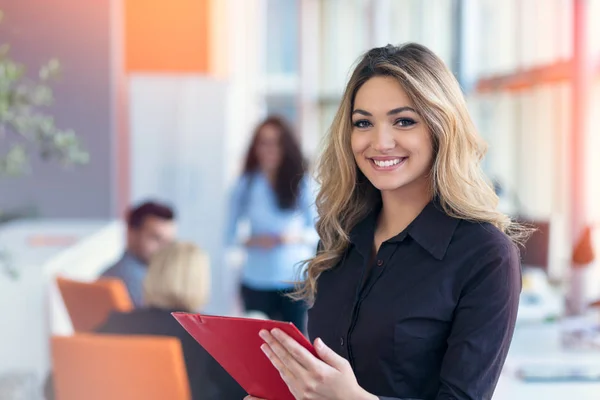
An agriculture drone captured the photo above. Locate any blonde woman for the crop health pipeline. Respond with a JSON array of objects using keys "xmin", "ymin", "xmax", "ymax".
[
  {"xmin": 250, "ymin": 44, "xmax": 526, "ymax": 400},
  {"xmin": 97, "ymin": 242, "xmax": 245, "ymax": 400}
]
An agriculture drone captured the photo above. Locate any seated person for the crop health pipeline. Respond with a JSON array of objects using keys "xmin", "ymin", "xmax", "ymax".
[
  {"xmin": 101, "ymin": 201, "xmax": 176, "ymax": 307},
  {"xmin": 97, "ymin": 241, "xmax": 246, "ymax": 400}
]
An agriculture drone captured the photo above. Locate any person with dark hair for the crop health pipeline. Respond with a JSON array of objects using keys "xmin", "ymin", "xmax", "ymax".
[
  {"xmin": 100, "ymin": 201, "xmax": 176, "ymax": 307},
  {"xmin": 226, "ymin": 116, "xmax": 318, "ymax": 332}
]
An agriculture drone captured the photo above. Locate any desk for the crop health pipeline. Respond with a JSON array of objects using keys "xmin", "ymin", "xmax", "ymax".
[
  {"xmin": 494, "ymin": 323, "xmax": 600, "ymax": 399},
  {"xmin": 0, "ymin": 219, "xmax": 123, "ymax": 382}
]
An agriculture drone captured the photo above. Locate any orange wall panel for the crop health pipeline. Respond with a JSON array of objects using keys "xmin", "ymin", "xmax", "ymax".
[{"xmin": 125, "ymin": 0, "xmax": 211, "ymax": 73}]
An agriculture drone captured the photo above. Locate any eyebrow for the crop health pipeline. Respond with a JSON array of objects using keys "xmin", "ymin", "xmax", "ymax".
[{"xmin": 352, "ymin": 106, "xmax": 417, "ymax": 117}]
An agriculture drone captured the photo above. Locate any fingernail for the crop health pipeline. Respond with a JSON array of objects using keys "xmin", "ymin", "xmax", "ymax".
[
  {"xmin": 259, "ymin": 330, "xmax": 268, "ymax": 339},
  {"xmin": 260, "ymin": 344, "xmax": 268, "ymax": 356},
  {"xmin": 315, "ymin": 338, "xmax": 324, "ymax": 349},
  {"xmin": 271, "ymin": 328, "xmax": 281, "ymax": 338}
]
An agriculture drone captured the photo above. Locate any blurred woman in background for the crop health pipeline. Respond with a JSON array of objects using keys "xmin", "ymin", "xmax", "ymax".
[{"xmin": 226, "ymin": 116, "xmax": 318, "ymax": 333}]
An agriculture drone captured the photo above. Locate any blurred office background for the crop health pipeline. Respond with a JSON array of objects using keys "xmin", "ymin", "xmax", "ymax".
[{"xmin": 1, "ymin": 0, "xmax": 600, "ymax": 399}]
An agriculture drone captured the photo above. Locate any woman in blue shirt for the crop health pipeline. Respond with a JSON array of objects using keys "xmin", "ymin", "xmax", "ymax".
[{"xmin": 226, "ymin": 116, "xmax": 318, "ymax": 332}]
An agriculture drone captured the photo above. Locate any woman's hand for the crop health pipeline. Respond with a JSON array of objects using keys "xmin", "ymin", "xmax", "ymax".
[
  {"xmin": 279, "ymin": 233, "xmax": 304, "ymax": 245},
  {"xmin": 245, "ymin": 235, "xmax": 281, "ymax": 249},
  {"xmin": 244, "ymin": 328, "xmax": 377, "ymax": 400}
]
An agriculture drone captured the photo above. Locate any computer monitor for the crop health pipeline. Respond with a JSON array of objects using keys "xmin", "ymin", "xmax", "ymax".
[{"xmin": 517, "ymin": 218, "xmax": 550, "ymax": 270}]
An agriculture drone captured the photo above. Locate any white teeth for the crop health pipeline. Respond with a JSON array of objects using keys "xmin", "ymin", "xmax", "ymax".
[{"xmin": 373, "ymin": 158, "xmax": 402, "ymax": 167}]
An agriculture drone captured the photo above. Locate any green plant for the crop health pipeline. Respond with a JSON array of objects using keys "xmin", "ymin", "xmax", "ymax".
[{"xmin": 0, "ymin": 9, "xmax": 89, "ymax": 177}]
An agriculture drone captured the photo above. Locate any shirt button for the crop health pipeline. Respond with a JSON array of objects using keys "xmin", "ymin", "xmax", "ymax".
[
  {"xmin": 376, "ymin": 259, "xmax": 384, "ymax": 266},
  {"xmin": 340, "ymin": 337, "xmax": 344, "ymax": 346}
]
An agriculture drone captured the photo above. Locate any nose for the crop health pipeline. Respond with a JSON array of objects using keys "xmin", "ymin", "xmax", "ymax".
[{"xmin": 372, "ymin": 125, "xmax": 395, "ymax": 152}]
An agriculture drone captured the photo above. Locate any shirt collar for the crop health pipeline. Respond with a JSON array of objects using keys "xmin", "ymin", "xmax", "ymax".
[
  {"xmin": 348, "ymin": 207, "xmax": 378, "ymax": 260},
  {"xmin": 349, "ymin": 200, "xmax": 460, "ymax": 261},
  {"xmin": 123, "ymin": 250, "xmax": 147, "ymax": 267}
]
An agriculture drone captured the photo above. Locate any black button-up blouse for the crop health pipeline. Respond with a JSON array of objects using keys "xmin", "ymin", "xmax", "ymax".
[{"xmin": 307, "ymin": 201, "xmax": 521, "ymax": 400}]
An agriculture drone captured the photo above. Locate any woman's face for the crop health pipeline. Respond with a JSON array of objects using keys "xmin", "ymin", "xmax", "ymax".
[
  {"xmin": 255, "ymin": 124, "xmax": 283, "ymax": 173},
  {"xmin": 350, "ymin": 76, "xmax": 433, "ymax": 195}
]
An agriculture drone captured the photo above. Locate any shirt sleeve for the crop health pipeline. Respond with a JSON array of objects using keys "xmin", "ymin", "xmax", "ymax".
[
  {"xmin": 298, "ymin": 175, "xmax": 319, "ymax": 247},
  {"xmin": 101, "ymin": 263, "xmax": 144, "ymax": 308},
  {"xmin": 125, "ymin": 274, "xmax": 145, "ymax": 308},
  {"xmin": 225, "ymin": 175, "xmax": 248, "ymax": 247},
  {"xmin": 435, "ymin": 242, "xmax": 521, "ymax": 400}
]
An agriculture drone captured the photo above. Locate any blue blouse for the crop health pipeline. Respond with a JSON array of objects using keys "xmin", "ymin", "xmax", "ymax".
[{"xmin": 225, "ymin": 172, "xmax": 318, "ymax": 290}]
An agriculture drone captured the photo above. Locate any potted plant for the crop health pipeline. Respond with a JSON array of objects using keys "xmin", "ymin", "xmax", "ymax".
[{"xmin": 0, "ymin": 9, "xmax": 89, "ymax": 279}]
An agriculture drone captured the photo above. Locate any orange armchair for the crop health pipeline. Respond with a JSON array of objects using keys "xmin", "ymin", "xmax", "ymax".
[
  {"xmin": 56, "ymin": 277, "xmax": 133, "ymax": 332},
  {"xmin": 51, "ymin": 334, "xmax": 191, "ymax": 400}
]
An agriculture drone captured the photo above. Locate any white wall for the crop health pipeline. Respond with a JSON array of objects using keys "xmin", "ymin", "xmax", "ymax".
[{"xmin": 128, "ymin": 76, "xmax": 234, "ymax": 315}]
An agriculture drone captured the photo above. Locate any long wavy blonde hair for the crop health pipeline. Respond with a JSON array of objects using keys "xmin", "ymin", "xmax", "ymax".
[{"xmin": 295, "ymin": 43, "xmax": 529, "ymax": 304}]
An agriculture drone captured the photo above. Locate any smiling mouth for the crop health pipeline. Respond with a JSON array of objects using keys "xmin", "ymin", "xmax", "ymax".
[{"xmin": 370, "ymin": 157, "xmax": 407, "ymax": 169}]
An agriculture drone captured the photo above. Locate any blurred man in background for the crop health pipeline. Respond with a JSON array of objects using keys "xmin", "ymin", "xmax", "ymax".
[{"xmin": 100, "ymin": 201, "xmax": 176, "ymax": 307}]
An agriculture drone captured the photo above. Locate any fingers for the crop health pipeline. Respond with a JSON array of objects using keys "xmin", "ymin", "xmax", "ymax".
[
  {"xmin": 259, "ymin": 332, "xmax": 300, "ymax": 381},
  {"xmin": 260, "ymin": 329, "xmax": 318, "ymax": 371},
  {"xmin": 260, "ymin": 342, "xmax": 296, "ymax": 380},
  {"xmin": 314, "ymin": 337, "xmax": 349, "ymax": 371}
]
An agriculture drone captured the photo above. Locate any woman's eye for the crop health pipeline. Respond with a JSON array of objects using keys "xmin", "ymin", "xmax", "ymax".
[
  {"xmin": 395, "ymin": 118, "xmax": 416, "ymax": 127},
  {"xmin": 353, "ymin": 120, "xmax": 372, "ymax": 128}
]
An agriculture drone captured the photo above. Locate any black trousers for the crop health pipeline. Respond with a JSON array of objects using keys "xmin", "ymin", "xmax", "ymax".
[{"xmin": 241, "ymin": 285, "xmax": 307, "ymax": 334}]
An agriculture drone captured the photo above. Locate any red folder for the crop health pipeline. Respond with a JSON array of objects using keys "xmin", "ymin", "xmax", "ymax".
[{"xmin": 172, "ymin": 312, "xmax": 317, "ymax": 400}]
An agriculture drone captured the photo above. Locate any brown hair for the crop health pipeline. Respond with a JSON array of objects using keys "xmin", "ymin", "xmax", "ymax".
[
  {"xmin": 243, "ymin": 116, "xmax": 306, "ymax": 209},
  {"xmin": 127, "ymin": 201, "xmax": 174, "ymax": 230}
]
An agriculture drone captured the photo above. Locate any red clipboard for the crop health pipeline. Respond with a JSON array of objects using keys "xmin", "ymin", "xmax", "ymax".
[{"xmin": 172, "ymin": 312, "xmax": 317, "ymax": 400}]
